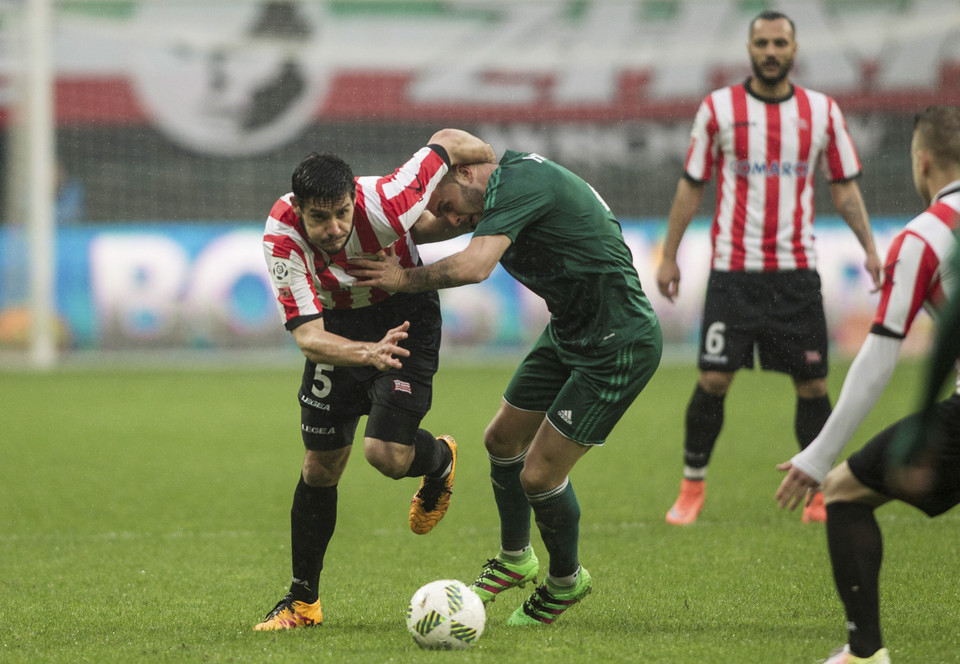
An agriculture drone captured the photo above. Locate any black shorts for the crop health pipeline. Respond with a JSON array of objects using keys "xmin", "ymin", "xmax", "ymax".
[
  {"xmin": 297, "ymin": 291, "xmax": 442, "ymax": 451},
  {"xmin": 847, "ymin": 394, "xmax": 960, "ymax": 517},
  {"xmin": 697, "ymin": 270, "xmax": 828, "ymax": 379}
]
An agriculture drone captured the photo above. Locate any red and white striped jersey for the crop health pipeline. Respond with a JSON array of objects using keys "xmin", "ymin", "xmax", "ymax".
[
  {"xmin": 684, "ymin": 81, "xmax": 861, "ymax": 272},
  {"xmin": 872, "ymin": 182, "xmax": 960, "ymax": 338},
  {"xmin": 262, "ymin": 146, "xmax": 448, "ymax": 326}
]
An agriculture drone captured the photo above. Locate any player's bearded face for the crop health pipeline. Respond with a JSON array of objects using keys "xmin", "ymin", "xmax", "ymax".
[
  {"xmin": 431, "ymin": 180, "xmax": 484, "ymax": 230},
  {"xmin": 297, "ymin": 193, "xmax": 355, "ymax": 254},
  {"xmin": 750, "ymin": 51, "xmax": 793, "ymax": 87},
  {"xmin": 747, "ymin": 18, "xmax": 796, "ymax": 89}
]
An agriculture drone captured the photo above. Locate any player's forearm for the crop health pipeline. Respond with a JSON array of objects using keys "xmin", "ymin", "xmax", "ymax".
[
  {"xmin": 398, "ymin": 255, "xmax": 488, "ymax": 293},
  {"xmin": 409, "ymin": 211, "xmax": 472, "ymax": 244},
  {"xmin": 295, "ymin": 328, "xmax": 377, "ymax": 367},
  {"xmin": 662, "ymin": 178, "xmax": 704, "ymax": 259},
  {"xmin": 833, "ymin": 181, "xmax": 877, "ymax": 254}
]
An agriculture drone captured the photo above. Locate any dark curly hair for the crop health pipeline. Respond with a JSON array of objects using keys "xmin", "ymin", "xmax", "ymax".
[{"xmin": 291, "ymin": 152, "xmax": 356, "ymax": 208}]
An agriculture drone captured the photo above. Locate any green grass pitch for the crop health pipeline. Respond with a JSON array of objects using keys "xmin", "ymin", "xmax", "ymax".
[{"xmin": 1, "ymin": 359, "xmax": 958, "ymax": 663}]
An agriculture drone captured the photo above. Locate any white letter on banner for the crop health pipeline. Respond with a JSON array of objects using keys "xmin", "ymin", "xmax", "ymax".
[
  {"xmin": 185, "ymin": 230, "xmax": 283, "ymax": 346},
  {"xmin": 89, "ymin": 234, "xmax": 188, "ymax": 347}
]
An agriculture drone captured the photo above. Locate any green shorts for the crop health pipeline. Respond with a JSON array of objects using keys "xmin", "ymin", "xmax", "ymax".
[{"xmin": 503, "ymin": 323, "xmax": 662, "ymax": 446}]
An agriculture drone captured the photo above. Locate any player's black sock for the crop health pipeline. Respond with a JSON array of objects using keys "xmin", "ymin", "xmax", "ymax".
[
  {"xmin": 290, "ymin": 477, "xmax": 337, "ymax": 603},
  {"xmin": 683, "ymin": 385, "xmax": 725, "ymax": 470},
  {"xmin": 404, "ymin": 428, "xmax": 452, "ymax": 478},
  {"xmin": 796, "ymin": 395, "xmax": 832, "ymax": 450},
  {"xmin": 826, "ymin": 501, "xmax": 884, "ymax": 657},
  {"xmin": 490, "ymin": 451, "xmax": 531, "ymax": 552},
  {"xmin": 528, "ymin": 478, "xmax": 580, "ymax": 578}
]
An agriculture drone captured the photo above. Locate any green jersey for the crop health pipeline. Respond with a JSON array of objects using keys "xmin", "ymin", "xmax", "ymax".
[{"xmin": 473, "ymin": 149, "xmax": 658, "ymax": 355}]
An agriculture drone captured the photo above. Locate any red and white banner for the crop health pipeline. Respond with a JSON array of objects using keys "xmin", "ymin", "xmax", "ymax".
[{"xmin": 4, "ymin": 0, "xmax": 958, "ymax": 156}]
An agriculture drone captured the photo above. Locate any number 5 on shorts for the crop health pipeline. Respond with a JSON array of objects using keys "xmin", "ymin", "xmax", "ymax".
[{"xmin": 311, "ymin": 363, "xmax": 334, "ymax": 398}]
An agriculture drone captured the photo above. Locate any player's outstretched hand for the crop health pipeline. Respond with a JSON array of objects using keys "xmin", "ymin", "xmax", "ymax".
[
  {"xmin": 775, "ymin": 461, "xmax": 820, "ymax": 511},
  {"xmin": 367, "ymin": 321, "xmax": 411, "ymax": 371},
  {"xmin": 350, "ymin": 246, "xmax": 404, "ymax": 292},
  {"xmin": 656, "ymin": 258, "xmax": 681, "ymax": 302}
]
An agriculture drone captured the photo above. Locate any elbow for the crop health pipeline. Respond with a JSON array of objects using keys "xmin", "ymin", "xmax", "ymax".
[
  {"xmin": 478, "ymin": 142, "xmax": 496, "ymax": 164},
  {"xmin": 299, "ymin": 345, "xmax": 318, "ymax": 363},
  {"xmin": 461, "ymin": 262, "xmax": 495, "ymax": 284},
  {"xmin": 296, "ymin": 341, "xmax": 319, "ymax": 364},
  {"xmin": 291, "ymin": 327, "xmax": 323, "ymax": 364},
  {"xmin": 428, "ymin": 128, "xmax": 459, "ymax": 147}
]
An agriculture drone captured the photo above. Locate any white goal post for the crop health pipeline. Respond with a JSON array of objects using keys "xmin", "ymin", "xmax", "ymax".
[{"xmin": 23, "ymin": 0, "xmax": 56, "ymax": 369}]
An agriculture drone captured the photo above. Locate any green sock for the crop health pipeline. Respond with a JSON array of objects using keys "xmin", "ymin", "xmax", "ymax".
[
  {"xmin": 528, "ymin": 478, "xmax": 580, "ymax": 578},
  {"xmin": 489, "ymin": 452, "xmax": 531, "ymax": 552}
]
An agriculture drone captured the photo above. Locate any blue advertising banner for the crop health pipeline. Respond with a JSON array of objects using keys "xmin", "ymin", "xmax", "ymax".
[{"xmin": 0, "ymin": 219, "xmax": 916, "ymax": 358}]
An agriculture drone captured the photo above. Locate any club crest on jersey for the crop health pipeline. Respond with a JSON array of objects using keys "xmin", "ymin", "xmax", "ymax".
[{"xmin": 393, "ymin": 379, "xmax": 412, "ymax": 395}]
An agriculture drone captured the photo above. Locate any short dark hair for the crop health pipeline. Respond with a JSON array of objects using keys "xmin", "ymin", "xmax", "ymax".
[
  {"xmin": 750, "ymin": 10, "xmax": 795, "ymax": 39},
  {"xmin": 914, "ymin": 105, "xmax": 960, "ymax": 168},
  {"xmin": 291, "ymin": 152, "xmax": 356, "ymax": 208}
]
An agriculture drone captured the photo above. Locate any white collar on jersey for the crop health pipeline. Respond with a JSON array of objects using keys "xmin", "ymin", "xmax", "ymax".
[{"xmin": 933, "ymin": 179, "xmax": 960, "ymax": 203}]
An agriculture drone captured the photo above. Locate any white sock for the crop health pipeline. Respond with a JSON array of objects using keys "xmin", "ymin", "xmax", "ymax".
[
  {"xmin": 683, "ymin": 466, "xmax": 706, "ymax": 481},
  {"xmin": 547, "ymin": 566, "xmax": 580, "ymax": 588},
  {"xmin": 500, "ymin": 546, "xmax": 530, "ymax": 561}
]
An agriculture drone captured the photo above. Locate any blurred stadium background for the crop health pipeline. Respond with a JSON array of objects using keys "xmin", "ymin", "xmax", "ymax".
[{"xmin": 1, "ymin": 0, "xmax": 959, "ymax": 367}]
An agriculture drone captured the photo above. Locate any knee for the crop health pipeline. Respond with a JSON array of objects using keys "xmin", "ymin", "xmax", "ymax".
[
  {"xmin": 698, "ymin": 371, "xmax": 733, "ymax": 396},
  {"xmin": 483, "ymin": 421, "xmax": 525, "ymax": 459},
  {"xmin": 363, "ymin": 442, "xmax": 409, "ymax": 479},
  {"xmin": 301, "ymin": 467, "xmax": 328, "ymax": 486},
  {"xmin": 302, "ymin": 455, "xmax": 345, "ymax": 487},
  {"xmin": 821, "ymin": 468, "xmax": 842, "ymax": 503},
  {"xmin": 518, "ymin": 461, "xmax": 566, "ymax": 496},
  {"xmin": 794, "ymin": 377, "xmax": 828, "ymax": 400},
  {"xmin": 822, "ymin": 462, "xmax": 860, "ymax": 504},
  {"xmin": 518, "ymin": 465, "xmax": 546, "ymax": 495}
]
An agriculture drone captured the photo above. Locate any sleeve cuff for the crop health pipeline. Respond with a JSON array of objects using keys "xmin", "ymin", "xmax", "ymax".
[
  {"xmin": 790, "ymin": 451, "xmax": 830, "ymax": 485},
  {"xmin": 427, "ymin": 144, "xmax": 451, "ymax": 167},
  {"xmin": 285, "ymin": 312, "xmax": 323, "ymax": 331}
]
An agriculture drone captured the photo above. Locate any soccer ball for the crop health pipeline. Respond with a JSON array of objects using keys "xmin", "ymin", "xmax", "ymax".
[{"xmin": 405, "ymin": 579, "xmax": 485, "ymax": 650}]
